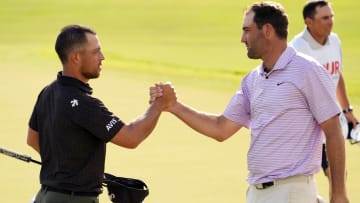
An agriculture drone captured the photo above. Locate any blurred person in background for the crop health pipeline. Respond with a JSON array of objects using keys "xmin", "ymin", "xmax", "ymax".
[{"xmin": 290, "ymin": 1, "xmax": 358, "ymax": 200}]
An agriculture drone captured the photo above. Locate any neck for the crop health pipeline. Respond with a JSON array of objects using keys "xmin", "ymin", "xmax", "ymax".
[
  {"xmin": 262, "ymin": 40, "xmax": 287, "ymax": 72},
  {"xmin": 307, "ymin": 28, "xmax": 327, "ymax": 45},
  {"xmin": 62, "ymin": 66, "xmax": 89, "ymax": 84},
  {"xmin": 263, "ymin": 65, "xmax": 270, "ymax": 73}
]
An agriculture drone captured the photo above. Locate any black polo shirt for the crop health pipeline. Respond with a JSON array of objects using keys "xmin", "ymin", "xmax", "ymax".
[{"xmin": 29, "ymin": 72, "xmax": 124, "ymax": 193}]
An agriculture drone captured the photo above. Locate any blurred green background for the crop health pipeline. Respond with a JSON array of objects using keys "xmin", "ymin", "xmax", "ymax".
[{"xmin": 0, "ymin": 0, "xmax": 359, "ymax": 202}]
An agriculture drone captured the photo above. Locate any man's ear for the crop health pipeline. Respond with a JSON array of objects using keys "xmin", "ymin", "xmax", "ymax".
[
  {"xmin": 262, "ymin": 23, "xmax": 274, "ymax": 39},
  {"xmin": 68, "ymin": 51, "xmax": 81, "ymax": 65},
  {"xmin": 305, "ymin": 17, "xmax": 312, "ymax": 27}
]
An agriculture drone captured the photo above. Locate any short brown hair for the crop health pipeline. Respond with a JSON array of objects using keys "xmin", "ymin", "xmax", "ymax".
[{"xmin": 246, "ymin": 2, "xmax": 288, "ymax": 39}]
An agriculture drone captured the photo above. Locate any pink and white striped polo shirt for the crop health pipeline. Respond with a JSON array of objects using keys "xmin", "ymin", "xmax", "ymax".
[{"xmin": 223, "ymin": 46, "xmax": 339, "ymax": 184}]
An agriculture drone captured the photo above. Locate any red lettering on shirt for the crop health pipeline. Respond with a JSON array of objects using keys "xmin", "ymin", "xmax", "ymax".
[{"xmin": 323, "ymin": 60, "xmax": 340, "ymax": 75}]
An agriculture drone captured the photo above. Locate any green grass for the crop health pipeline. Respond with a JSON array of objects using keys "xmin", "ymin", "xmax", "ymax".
[{"xmin": 1, "ymin": 0, "xmax": 360, "ymax": 202}]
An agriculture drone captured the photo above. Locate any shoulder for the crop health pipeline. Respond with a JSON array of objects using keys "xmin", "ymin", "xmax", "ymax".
[
  {"xmin": 291, "ymin": 50, "xmax": 321, "ymax": 68},
  {"xmin": 66, "ymin": 92, "xmax": 104, "ymax": 111},
  {"xmin": 242, "ymin": 67, "xmax": 260, "ymax": 83},
  {"xmin": 35, "ymin": 79, "xmax": 60, "ymax": 103},
  {"xmin": 289, "ymin": 35, "xmax": 310, "ymax": 53},
  {"xmin": 239, "ymin": 66, "xmax": 264, "ymax": 94},
  {"xmin": 329, "ymin": 32, "xmax": 341, "ymax": 45},
  {"xmin": 286, "ymin": 52, "xmax": 332, "ymax": 92},
  {"xmin": 50, "ymin": 82, "xmax": 105, "ymax": 114},
  {"xmin": 329, "ymin": 32, "xmax": 340, "ymax": 39},
  {"xmin": 288, "ymin": 50, "xmax": 324, "ymax": 78}
]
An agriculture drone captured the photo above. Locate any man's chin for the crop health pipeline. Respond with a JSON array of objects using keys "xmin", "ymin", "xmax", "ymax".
[
  {"xmin": 83, "ymin": 72, "xmax": 100, "ymax": 80},
  {"xmin": 93, "ymin": 73, "xmax": 100, "ymax": 79},
  {"xmin": 247, "ymin": 53, "xmax": 260, "ymax": 60}
]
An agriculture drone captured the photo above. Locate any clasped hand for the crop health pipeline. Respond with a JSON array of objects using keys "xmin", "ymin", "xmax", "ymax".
[{"xmin": 149, "ymin": 82, "xmax": 177, "ymax": 111}]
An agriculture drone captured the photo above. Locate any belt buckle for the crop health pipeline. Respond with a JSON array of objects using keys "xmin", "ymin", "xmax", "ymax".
[{"xmin": 255, "ymin": 181, "xmax": 274, "ymax": 190}]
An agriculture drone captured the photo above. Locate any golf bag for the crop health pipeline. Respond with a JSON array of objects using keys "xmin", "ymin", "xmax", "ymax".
[{"xmin": 103, "ymin": 173, "xmax": 149, "ymax": 203}]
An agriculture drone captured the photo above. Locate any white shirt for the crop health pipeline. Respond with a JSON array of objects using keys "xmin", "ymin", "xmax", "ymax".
[{"xmin": 289, "ymin": 27, "xmax": 342, "ymax": 87}]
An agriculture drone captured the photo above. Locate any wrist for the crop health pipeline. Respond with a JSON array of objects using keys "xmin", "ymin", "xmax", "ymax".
[
  {"xmin": 150, "ymin": 100, "xmax": 164, "ymax": 113},
  {"xmin": 342, "ymin": 106, "xmax": 353, "ymax": 114},
  {"xmin": 167, "ymin": 101, "xmax": 182, "ymax": 114}
]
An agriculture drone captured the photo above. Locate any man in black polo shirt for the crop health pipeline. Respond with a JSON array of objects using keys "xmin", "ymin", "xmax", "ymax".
[{"xmin": 27, "ymin": 24, "xmax": 175, "ymax": 203}]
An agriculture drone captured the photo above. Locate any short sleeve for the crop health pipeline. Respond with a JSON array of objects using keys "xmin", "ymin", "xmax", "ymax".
[
  {"xmin": 302, "ymin": 61, "xmax": 340, "ymax": 124},
  {"xmin": 223, "ymin": 85, "xmax": 251, "ymax": 128},
  {"xmin": 68, "ymin": 96, "xmax": 124, "ymax": 142}
]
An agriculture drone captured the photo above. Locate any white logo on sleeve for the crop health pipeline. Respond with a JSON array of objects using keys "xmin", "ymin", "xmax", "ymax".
[
  {"xmin": 106, "ymin": 118, "xmax": 118, "ymax": 131},
  {"xmin": 70, "ymin": 99, "xmax": 79, "ymax": 107}
]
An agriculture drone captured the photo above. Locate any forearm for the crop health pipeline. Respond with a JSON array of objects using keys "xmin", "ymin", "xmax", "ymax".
[
  {"xmin": 170, "ymin": 102, "xmax": 238, "ymax": 141},
  {"xmin": 322, "ymin": 116, "xmax": 348, "ymax": 199},
  {"xmin": 129, "ymin": 103, "xmax": 162, "ymax": 140},
  {"xmin": 336, "ymin": 75, "xmax": 358, "ymax": 126},
  {"xmin": 326, "ymin": 132, "xmax": 347, "ymax": 196},
  {"xmin": 336, "ymin": 74, "xmax": 350, "ymax": 109},
  {"xmin": 112, "ymin": 102, "xmax": 162, "ymax": 148}
]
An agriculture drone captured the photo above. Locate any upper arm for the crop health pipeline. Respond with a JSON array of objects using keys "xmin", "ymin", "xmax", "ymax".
[
  {"xmin": 70, "ymin": 96, "xmax": 124, "ymax": 142},
  {"xmin": 215, "ymin": 115, "xmax": 243, "ymax": 141},
  {"xmin": 320, "ymin": 114, "xmax": 342, "ymax": 139}
]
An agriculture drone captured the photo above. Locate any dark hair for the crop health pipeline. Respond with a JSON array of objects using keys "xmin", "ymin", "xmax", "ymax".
[
  {"xmin": 55, "ymin": 24, "xmax": 96, "ymax": 64},
  {"xmin": 303, "ymin": 0, "xmax": 329, "ymax": 20},
  {"xmin": 247, "ymin": 2, "xmax": 288, "ymax": 39}
]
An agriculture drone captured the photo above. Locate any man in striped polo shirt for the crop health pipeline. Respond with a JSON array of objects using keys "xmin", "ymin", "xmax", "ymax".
[{"xmin": 150, "ymin": 1, "xmax": 348, "ymax": 203}]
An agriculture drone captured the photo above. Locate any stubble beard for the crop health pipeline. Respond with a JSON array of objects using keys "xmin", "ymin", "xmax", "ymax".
[
  {"xmin": 82, "ymin": 68, "xmax": 100, "ymax": 80},
  {"xmin": 84, "ymin": 73, "xmax": 100, "ymax": 79},
  {"xmin": 247, "ymin": 48, "xmax": 260, "ymax": 59}
]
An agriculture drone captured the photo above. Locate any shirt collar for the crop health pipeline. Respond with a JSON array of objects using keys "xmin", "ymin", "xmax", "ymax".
[
  {"xmin": 257, "ymin": 46, "xmax": 296, "ymax": 76},
  {"xmin": 302, "ymin": 27, "xmax": 330, "ymax": 49},
  {"xmin": 57, "ymin": 71, "xmax": 93, "ymax": 95}
]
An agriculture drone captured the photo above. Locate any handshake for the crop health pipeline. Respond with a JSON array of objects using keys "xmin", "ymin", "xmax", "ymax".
[{"xmin": 149, "ymin": 82, "xmax": 177, "ymax": 112}]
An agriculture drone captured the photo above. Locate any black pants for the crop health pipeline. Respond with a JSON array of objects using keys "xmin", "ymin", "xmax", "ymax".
[{"xmin": 34, "ymin": 186, "xmax": 99, "ymax": 203}]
